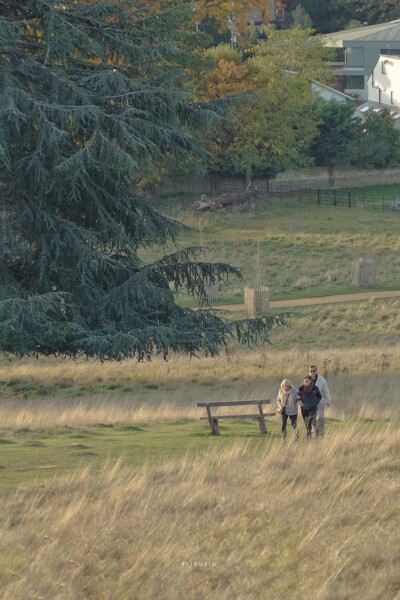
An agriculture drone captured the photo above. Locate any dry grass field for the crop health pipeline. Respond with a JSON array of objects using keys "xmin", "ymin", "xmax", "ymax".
[
  {"xmin": 1, "ymin": 343, "xmax": 400, "ymax": 428},
  {"xmin": 1, "ymin": 345, "xmax": 400, "ymax": 599},
  {"xmin": 1, "ymin": 425, "xmax": 399, "ymax": 600},
  {"xmin": 2, "ymin": 198, "xmax": 400, "ymax": 599}
]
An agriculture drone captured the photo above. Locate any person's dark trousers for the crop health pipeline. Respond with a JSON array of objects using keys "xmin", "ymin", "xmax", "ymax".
[
  {"xmin": 301, "ymin": 408, "xmax": 317, "ymax": 440},
  {"xmin": 281, "ymin": 412, "xmax": 298, "ymax": 440}
]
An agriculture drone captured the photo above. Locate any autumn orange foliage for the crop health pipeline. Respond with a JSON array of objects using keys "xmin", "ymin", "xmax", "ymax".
[{"xmin": 202, "ymin": 59, "xmax": 252, "ymax": 100}]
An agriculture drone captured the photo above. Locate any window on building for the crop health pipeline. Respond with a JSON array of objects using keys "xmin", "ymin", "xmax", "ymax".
[
  {"xmin": 391, "ymin": 91, "xmax": 395, "ymax": 104},
  {"xmin": 382, "ymin": 61, "xmax": 387, "ymax": 74},
  {"xmin": 276, "ymin": 9, "xmax": 284, "ymax": 21},
  {"xmin": 380, "ymin": 49, "xmax": 400, "ymax": 57},
  {"xmin": 345, "ymin": 47, "xmax": 364, "ymax": 67},
  {"xmin": 332, "ymin": 48, "xmax": 345, "ymax": 62},
  {"xmin": 345, "ymin": 75, "xmax": 364, "ymax": 89}
]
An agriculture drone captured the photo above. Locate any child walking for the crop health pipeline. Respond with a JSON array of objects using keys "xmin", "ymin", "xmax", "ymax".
[
  {"xmin": 277, "ymin": 379, "xmax": 299, "ymax": 441},
  {"xmin": 297, "ymin": 376, "xmax": 322, "ymax": 441}
]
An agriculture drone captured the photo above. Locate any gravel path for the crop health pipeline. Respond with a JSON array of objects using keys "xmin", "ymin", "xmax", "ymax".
[{"xmin": 212, "ymin": 289, "xmax": 400, "ymax": 311}]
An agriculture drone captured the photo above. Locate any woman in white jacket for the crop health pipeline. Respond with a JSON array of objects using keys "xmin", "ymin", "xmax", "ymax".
[{"xmin": 277, "ymin": 379, "xmax": 299, "ymax": 441}]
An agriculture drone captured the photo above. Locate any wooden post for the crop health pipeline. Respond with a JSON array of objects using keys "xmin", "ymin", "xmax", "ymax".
[{"xmin": 257, "ymin": 401, "xmax": 267, "ymax": 434}]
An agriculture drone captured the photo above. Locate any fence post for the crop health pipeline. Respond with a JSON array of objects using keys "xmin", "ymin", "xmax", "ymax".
[
  {"xmin": 333, "ymin": 190, "xmax": 337, "ymax": 206},
  {"xmin": 317, "ymin": 189, "xmax": 320, "ymax": 206},
  {"xmin": 348, "ymin": 191, "xmax": 351, "ymax": 208}
]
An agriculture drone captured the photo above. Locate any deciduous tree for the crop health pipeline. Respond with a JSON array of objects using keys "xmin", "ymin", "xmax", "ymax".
[
  {"xmin": 209, "ymin": 28, "xmax": 332, "ymax": 181},
  {"xmin": 289, "ymin": 0, "xmax": 353, "ymax": 33},
  {"xmin": 344, "ymin": 0, "xmax": 400, "ymax": 26},
  {"xmin": 194, "ymin": 0, "xmax": 273, "ymax": 34}
]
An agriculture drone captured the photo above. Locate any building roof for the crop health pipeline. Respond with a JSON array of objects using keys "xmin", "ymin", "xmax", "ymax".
[
  {"xmin": 324, "ymin": 21, "xmax": 400, "ymax": 47},
  {"xmin": 354, "ymin": 100, "xmax": 400, "ymax": 127},
  {"xmin": 310, "ymin": 80, "xmax": 354, "ymax": 100}
]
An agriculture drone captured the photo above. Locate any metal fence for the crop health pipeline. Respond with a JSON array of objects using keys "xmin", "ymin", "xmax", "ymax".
[
  {"xmin": 266, "ymin": 187, "xmax": 400, "ymax": 212},
  {"xmin": 156, "ymin": 175, "xmax": 400, "ymax": 212}
]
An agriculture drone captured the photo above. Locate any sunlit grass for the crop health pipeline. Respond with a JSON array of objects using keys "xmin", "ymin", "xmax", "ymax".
[
  {"xmin": 1, "ymin": 427, "xmax": 399, "ymax": 599},
  {"xmin": 1, "ymin": 343, "xmax": 400, "ymax": 427}
]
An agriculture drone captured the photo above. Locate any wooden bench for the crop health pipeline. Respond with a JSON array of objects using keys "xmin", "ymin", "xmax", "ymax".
[{"xmin": 197, "ymin": 400, "xmax": 275, "ymax": 435}]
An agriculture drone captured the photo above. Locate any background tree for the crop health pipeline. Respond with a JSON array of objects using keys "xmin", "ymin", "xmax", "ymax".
[
  {"xmin": 207, "ymin": 28, "xmax": 332, "ymax": 181},
  {"xmin": 356, "ymin": 110, "xmax": 400, "ymax": 168},
  {"xmin": 288, "ymin": 0, "xmax": 354, "ymax": 33},
  {"xmin": 287, "ymin": 4, "xmax": 313, "ymax": 29},
  {"xmin": 194, "ymin": 0, "xmax": 273, "ymax": 35},
  {"xmin": 197, "ymin": 45, "xmax": 251, "ymax": 101},
  {"xmin": 0, "ymin": 0, "xmax": 287, "ymax": 359},
  {"xmin": 344, "ymin": 0, "xmax": 400, "ymax": 26},
  {"xmin": 308, "ymin": 99, "xmax": 361, "ymax": 181},
  {"xmin": 308, "ymin": 100, "xmax": 400, "ymax": 175}
]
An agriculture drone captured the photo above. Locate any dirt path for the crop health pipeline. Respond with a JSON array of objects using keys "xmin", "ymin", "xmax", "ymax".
[{"xmin": 212, "ymin": 289, "xmax": 400, "ymax": 311}]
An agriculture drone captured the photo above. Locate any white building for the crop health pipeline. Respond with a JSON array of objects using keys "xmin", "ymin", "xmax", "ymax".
[
  {"xmin": 367, "ymin": 54, "xmax": 400, "ymax": 107},
  {"xmin": 324, "ymin": 21, "xmax": 400, "ymax": 101},
  {"xmin": 355, "ymin": 54, "xmax": 400, "ymax": 122},
  {"xmin": 311, "ymin": 80, "xmax": 354, "ymax": 103}
]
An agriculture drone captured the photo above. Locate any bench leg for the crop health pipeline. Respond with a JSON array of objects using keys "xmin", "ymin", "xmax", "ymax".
[
  {"xmin": 258, "ymin": 402, "xmax": 267, "ymax": 434},
  {"xmin": 206, "ymin": 404, "xmax": 219, "ymax": 435},
  {"xmin": 212, "ymin": 418, "xmax": 219, "ymax": 435}
]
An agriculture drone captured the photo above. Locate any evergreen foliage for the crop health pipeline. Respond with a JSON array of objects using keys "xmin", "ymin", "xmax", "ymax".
[
  {"xmin": 309, "ymin": 99, "xmax": 360, "ymax": 169},
  {"xmin": 288, "ymin": 4, "xmax": 313, "ymax": 30},
  {"xmin": 356, "ymin": 109, "xmax": 400, "ymax": 169},
  {"xmin": 0, "ymin": 0, "xmax": 287, "ymax": 359},
  {"xmin": 309, "ymin": 100, "xmax": 400, "ymax": 171},
  {"xmin": 289, "ymin": 0, "xmax": 353, "ymax": 33}
]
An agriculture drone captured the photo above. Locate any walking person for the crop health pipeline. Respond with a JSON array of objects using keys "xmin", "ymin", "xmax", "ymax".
[
  {"xmin": 308, "ymin": 364, "xmax": 331, "ymax": 438},
  {"xmin": 297, "ymin": 376, "xmax": 322, "ymax": 441},
  {"xmin": 277, "ymin": 379, "xmax": 299, "ymax": 441}
]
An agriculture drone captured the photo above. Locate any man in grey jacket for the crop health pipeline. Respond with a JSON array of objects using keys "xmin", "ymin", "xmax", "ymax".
[{"xmin": 309, "ymin": 364, "xmax": 331, "ymax": 438}]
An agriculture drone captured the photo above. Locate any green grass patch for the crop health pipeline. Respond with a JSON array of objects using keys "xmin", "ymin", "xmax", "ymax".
[
  {"xmin": 138, "ymin": 200, "xmax": 400, "ymax": 306},
  {"xmin": 0, "ymin": 418, "xmax": 398, "ymax": 491}
]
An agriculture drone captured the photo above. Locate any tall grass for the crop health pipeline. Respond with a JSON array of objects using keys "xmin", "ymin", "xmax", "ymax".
[
  {"xmin": 1, "ymin": 427, "xmax": 399, "ymax": 599},
  {"xmin": 1, "ymin": 346, "xmax": 400, "ymax": 427},
  {"xmin": 1, "ymin": 345, "xmax": 399, "ymax": 598}
]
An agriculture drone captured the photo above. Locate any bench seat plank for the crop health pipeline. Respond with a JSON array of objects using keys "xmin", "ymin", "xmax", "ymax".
[{"xmin": 197, "ymin": 400, "xmax": 270, "ymax": 408}]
